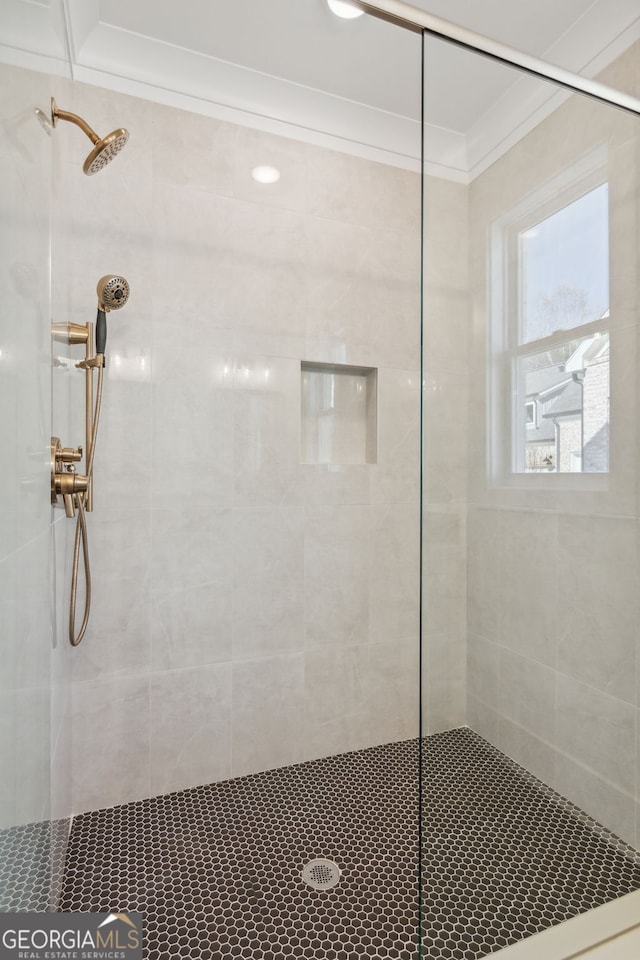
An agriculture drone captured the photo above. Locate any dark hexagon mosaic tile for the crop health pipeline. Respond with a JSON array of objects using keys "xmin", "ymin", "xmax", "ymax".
[
  {"xmin": 0, "ymin": 820, "xmax": 51, "ymax": 912},
  {"xmin": 56, "ymin": 728, "xmax": 640, "ymax": 959},
  {"xmin": 420, "ymin": 729, "xmax": 640, "ymax": 958},
  {"xmin": 0, "ymin": 817, "xmax": 69, "ymax": 912}
]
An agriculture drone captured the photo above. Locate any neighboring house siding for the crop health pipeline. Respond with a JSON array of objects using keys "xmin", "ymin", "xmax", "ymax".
[
  {"xmin": 583, "ymin": 357, "xmax": 609, "ymax": 471},
  {"xmin": 558, "ymin": 417, "xmax": 582, "ymax": 472},
  {"xmin": 525, "ymin": 340, "xmax": 609, "ymax": 473}
]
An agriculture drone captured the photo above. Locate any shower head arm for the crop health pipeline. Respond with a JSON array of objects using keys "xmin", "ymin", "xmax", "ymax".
[{"xmin": 51, "ymin": 98, "xmax": 100, "ymax": 146}]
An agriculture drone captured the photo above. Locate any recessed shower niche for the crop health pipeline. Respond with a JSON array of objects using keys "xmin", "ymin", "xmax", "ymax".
[{"xmin": 300, "ymin": 361, "xmax": 377, "ymax": 464}]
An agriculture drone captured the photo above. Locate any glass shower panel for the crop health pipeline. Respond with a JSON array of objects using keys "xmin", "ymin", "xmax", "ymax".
[
  {"xmin": 0, "ymin": 0, "xmax": 72, "ymax": 914},
  {"xmin": 140, "ymin": 9, "xmax": 424, "ymax": 946},
  {"xmin": 0, "ymin": 61, "xmax": 53, "ymax": 911},
  {"xmin": 48, "ymin": 3, "xmax": 425, "ymax": 954},
  {"xmin": 421, "ymin": 30, "xmax": 640, "ymax": 958}
]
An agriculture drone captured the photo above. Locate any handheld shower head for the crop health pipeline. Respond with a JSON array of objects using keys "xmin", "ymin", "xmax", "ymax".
[
  {"xmin": 97, "ymin": 275, "xmax": 130, "ymax": 312},
  {"xmin": 51, "ymin": 98, "xmax": 129, "ymax": 176},
  {"xmin": 95, "ymin": 275, "xmax": 130, "ymax": 355}
]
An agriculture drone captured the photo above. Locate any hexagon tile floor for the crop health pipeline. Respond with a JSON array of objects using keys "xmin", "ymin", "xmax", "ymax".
[
  {"xmin": 56, "ymin": 727, "xmax": 640, "ymax": 959},
  {"xmin": 0, "ymin": 818, "xmax": 69, "ymax": 912}
]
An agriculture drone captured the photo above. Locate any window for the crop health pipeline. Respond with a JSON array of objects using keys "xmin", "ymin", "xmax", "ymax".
[
  {"xmin": 490, "ymin": 156, "xmax": 610, "ymax": 480},
  {"xmin": 525, "ymin": 401, "xmax": 536, "ymax": 428}
]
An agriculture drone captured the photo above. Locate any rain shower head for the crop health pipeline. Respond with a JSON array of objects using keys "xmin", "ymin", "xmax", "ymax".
[
  {"xmin": 51, "ymin": 98, "xmax": 129, "ymax": 175},
  {"xmin": 83, "ymin": 129, "xmax": 129, "ymax": 176}
]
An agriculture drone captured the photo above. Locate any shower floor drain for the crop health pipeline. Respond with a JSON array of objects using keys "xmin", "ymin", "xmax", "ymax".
[{"xmin": 302, "ymin": 858, "xmax": 341, "ymax": 891}]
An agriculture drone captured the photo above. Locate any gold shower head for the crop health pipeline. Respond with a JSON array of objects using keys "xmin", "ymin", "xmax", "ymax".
[
  {"xmin": 51, "ymin": 98, "xmax": 129, "ymax": 175},
  {"xmin": 97, "ymin": 275, "xmax": 130, "ymax": 312}
]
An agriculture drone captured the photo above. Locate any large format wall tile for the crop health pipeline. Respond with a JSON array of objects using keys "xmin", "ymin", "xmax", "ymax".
[
  {"xmin": 152, "ymin": 186, "xmax": 237, "ymax": 326},
  {"xmin": 498, "ymin": 649, "xmax": 556, "ymax": 743},
  {"xmin": 232, "ymin": 356, "xmax": 304, "ymax": 507},
  {"xmin": 153, "ymin": 104, "xmax": 236, "ymax": 196},
  {"xmin": 152, "ymin": 506, "xmax": 234, "ymax": 600},
  {"xmin": 467, "ymin": 634, "xmax": 498, "ymax": 711},
  {"xmin": 302, "ymin": 463, "xmax": 370, "ymax": 507},
  {"xmin": 1, "ymin": 62, "xmax": 56, "ymax": 843},
  {"xmin": 43, "ymin": 73, "xmax": 436, "ymax": 815},
  {"xmin": 636, "ymin": 709, "xmax": 640, "ymax": 849},
  {"xmin": 423, "ymin": 507, "xmax": 466, "ymax": 639},
  {"xmin": 369, "ymin": 502, "xmax": 420, "ymax": 643},
  {"xmin": 70, "ymin": 677, "xmax": 150, "ymax": 815},
  {"xmin": 0, "ymin": 688, "xmax": 50, "ymax": 829},
  {"xmin": 423, "ymin": 177, "xmax": 469, "ymax": 374},
  {"xmin": 231, "ymin": 654, "xmax": 305, "ymax": 778},
  {"xmin": 466, "ymin": 507, "xmax": 502, "ymax": 642},
  {"xmin": 424, "ymin": 630, "xmax": 466, "ymax": 734},
  {"xmin": 499, "ymin": 510, "xmax": 558, "ymax": 668},
  {"xmin": 497, "ymin": 718, "xmax": 556, "ymax": 788},
  {"xmin": 303, "ymin": 643, "xmax": 370, "ymax": 760},
  {"xmin": 71, "ymin": 513, "xmax": 151, "ymax": 683},
  {"xmin": 371, "ymin": 367, "xmax": 420, "ymax": 505},
  {"xmin": 304, "ymin": 505, "xmax": 370, "ymax": 648},
  {"xmin": 151, "ymin": 325, "xmax": 234, "ymax": 512},
  {"xmin": 304, "ymin": 217, "xmax": 373, "ymax": 366},
  {"xmin": 231, "ymin": 201, "xmax": 309, "ymax": 342},
  {"xmin": 306, "ymin": 148, "xmax": 419, "ymax": 234},
  {"xmin": 556, "ymin": 675, "xmax": 636, "ymax": 796},
  {"xmin": 555, "ymin": 752, "xmax": 636, "ymax": 847},
  {"xmin": 232, "ymin": 507, "xmax": 305, "ymax": 661},
  {"xmin": 465, "ymin": 46, "xmax": 640, "ymax": 849},
  {"xmin": 557, "ymin": 514, "xmax": 638, "ymax": 703},
  {"xmin": 151, "ymin": 581, "xmax": 233, "ymax": 673},
  {"xmin": 150, "ymin": 664, "xmax": 232, "ymax": 796},
  {"xmin": 367, "ymin": 635, "xmax": 420, "ymax": 744},
  {"xmin": 368, "ymin": 227, "xmax": 421, "ymax": 371}
]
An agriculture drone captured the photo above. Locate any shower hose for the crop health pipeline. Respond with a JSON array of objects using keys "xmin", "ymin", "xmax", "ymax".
[{"xmin": 69, "ymin": 361, "xmax": 104, "ymax": 646}]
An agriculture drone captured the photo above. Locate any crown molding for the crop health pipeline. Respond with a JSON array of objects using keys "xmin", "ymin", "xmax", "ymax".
[
  {"xmin": 0, "ymin": 0, "xmax": 69, "ymax": 73},
  {"xmin": 466, "ymin": 5, "xmax": 640, "ymax": 180},
  {"xmin": 73, "ymin": 23, "xmax": 425, "ymax": 172},
  {"xmin": 1, "ymin": 0, "xmax": 638, "ymax": 182}
]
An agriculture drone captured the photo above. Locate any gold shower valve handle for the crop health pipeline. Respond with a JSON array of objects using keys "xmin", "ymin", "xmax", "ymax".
[
  {"xmin": 51, "ymin": 437, "xmax": 88, "ymax": 518},
  {"xmin": 54, "ymin": 472, "xmax": 88, "ymax": 496},
  {"xmin": 58, "ymin": 446, "xmax": 83, "ymax": 463},
  {"xmin": 54, "ymin": 471, "xmax": 89, "ymax": 519}
]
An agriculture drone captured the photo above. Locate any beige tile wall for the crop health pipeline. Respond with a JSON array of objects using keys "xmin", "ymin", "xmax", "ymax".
[
  {"xmin": 466, "ymin": 42, "xmax": 640, "ymax": 847},
  {"xmin": 49, "ymin": 77, "xmax": 436, "ymax": 815},
  {"xmin": 7, "ymin": 39, "xmax": 637, "ymax": 876},
  {"xmin": 0, "ymin": 63, "xmax": 54, "ymax": 832},
  {"xmin": 9, "ymin": 40, "xmax": 637, "ymax": 860},
  {"xmin": 422, "ymin": 175, "xmax": 469, "ymax": 735}
]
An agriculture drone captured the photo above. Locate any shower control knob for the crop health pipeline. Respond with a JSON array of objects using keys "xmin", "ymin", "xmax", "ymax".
[
  {"xmin": 53, "ymin": 470, "xmax": 89, "ymax": 518},
  {"xmin": 54, "ymin": 472, "xmax": 88, "ymax": 496},
  {"xmin": 59, "ymin": 445, "xmax": 83, "ymax": 463}
]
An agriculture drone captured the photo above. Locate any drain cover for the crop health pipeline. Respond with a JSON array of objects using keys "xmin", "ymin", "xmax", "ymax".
[{"xmin": 302, "ymin": 858, "xmax": 341, "ymax": 891}]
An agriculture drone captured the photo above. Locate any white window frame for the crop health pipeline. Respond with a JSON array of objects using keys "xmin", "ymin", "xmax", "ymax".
[{"xmin": 488, "ymin": 149, "xmax": 610, "ymax": 488}]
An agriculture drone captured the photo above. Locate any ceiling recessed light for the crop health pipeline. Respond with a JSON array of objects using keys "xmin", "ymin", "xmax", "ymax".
[
  {"xmin": 326, "ymin": 0, "xmax": 364, "ymax": 20},
  {"xmin": 251, "ymin": 165, "xmax": 281, "ymax": 184}
]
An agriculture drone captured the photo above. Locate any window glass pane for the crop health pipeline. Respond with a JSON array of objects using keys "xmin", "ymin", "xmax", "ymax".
[
  {"xmin": 520, "ymin": 183, "xmax": 609, "ymax": 343},
  {"xmin": 518, "ymin": 332, "xmax": 609, "ymax": 473}
]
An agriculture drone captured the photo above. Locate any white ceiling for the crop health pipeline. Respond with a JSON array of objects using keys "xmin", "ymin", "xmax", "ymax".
[{"xmin": 1, "ymin": 0, "xmax": 639, "ymax": 179}]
